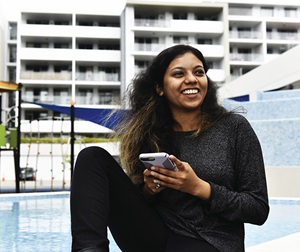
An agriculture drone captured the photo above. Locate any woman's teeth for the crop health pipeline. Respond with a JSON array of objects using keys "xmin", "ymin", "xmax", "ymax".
[{"xmin": 182, "ymin": 89, "xmax": 198, "ymax": 94}]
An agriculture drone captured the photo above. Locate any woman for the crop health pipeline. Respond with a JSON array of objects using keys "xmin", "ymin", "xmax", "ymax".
[{"xmin": 71, "ymin": 44, "xmax": 269, "ymax": 252}]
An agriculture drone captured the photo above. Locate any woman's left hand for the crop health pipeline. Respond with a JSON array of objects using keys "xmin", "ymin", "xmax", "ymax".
[{"xmin": 150, "ymin": 155, "xmax": 211, "ymax": 200}]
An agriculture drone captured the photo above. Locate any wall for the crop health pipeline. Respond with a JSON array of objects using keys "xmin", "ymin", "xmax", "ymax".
[
  {"xmin": 0, "ymin": 142, "xmax": 119, "ymax": 181},
  {"xmin": 224, "ymin": 89, "xmax": 300, "ymax": 197}
]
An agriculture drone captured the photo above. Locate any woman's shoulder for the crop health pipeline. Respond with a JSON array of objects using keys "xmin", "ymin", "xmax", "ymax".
[{"xmin": 219, "ymin": 112, "xmax": 250, "ymax": 127}]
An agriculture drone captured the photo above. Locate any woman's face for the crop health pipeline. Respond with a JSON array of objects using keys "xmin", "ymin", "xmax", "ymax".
[{"xmin": 159, "ymin": 52, "xmax": 208, "ymax": 115}]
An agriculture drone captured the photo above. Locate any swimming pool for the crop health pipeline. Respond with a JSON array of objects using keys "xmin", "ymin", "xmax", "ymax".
[{"xmin": 0, "ymin": 192, "xmax": 300, "ymax": 252}]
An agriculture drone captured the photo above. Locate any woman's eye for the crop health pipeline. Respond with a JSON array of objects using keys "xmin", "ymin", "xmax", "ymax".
[
  {"xmin": 173, "ymin": 72, "xmax": 183, "ymax": 77},
  {"xmin": 195, "ymin": 70, "xmax": 205, "ymax": 76}
]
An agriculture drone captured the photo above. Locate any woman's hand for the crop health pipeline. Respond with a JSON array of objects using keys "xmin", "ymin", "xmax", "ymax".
[
  {"xmin": 143, "ymin": 168, "xmax": 164, "ymax": 196},
  {"xmin": 143, "ymin": 155, "xmax": 211, "ymax": 200}
]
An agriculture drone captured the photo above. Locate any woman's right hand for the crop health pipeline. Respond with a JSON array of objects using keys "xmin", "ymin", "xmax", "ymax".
[{"xmin": 142, "ymin": 168, "xmax": 164, "ymax": 196}]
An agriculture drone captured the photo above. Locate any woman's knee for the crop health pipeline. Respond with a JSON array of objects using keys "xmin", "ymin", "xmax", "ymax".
[
  {"xmin": 75, "ymin": 146, "xmax": 119, "ymax": 174},
  {"xmin": 77, "ymin": 146, "xmax": 110, "ymax": 160}
]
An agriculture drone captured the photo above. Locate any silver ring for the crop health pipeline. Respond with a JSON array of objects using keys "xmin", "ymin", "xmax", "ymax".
[{"xmin": 155, "ymin": 183, "xmax": 161, "ymax": 189}]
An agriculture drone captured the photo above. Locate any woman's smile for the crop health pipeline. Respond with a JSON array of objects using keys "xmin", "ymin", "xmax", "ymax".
[{"xmin": 182, "ymin": 88, "xmax": 199, "ymax": 95}]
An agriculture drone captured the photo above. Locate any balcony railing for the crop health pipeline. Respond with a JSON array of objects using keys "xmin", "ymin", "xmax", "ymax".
[
  {"xmin": 230, "ymin": 31, "xmax": 262, "ymax": 39},
  {"xmin": 134, "ymin": 43, "xmax": 165, "ymax": 52},
  {"xmin": 23, "ymin": 95, "xmax": 120, "ymax": 105},
  {"xmin": 76, "ymin": 95, "xmax": 119, "ymax": 105},
  {"xmin": 267, "ymin": 32, "xmax": 300, "ymax": 41},
  {"xmin": 20, "ymin": 72, "xmax": 72, "ymax": 80},
  {"xmin": 134, "ymin": 19, "xmax": 169, "ymax": 27},
  {"xmin": 229, "ymin": 8, "xmax": 253, "ymax": 16},
  {"xmin": 23, "ymin": 95, "xmax": 64, "ymax": 104},
  {"xmin": 230, "ymin": 53, "xmax": 263, "ymax": 62},
  {"xmin": 134, "ymin": 18, "xmax": 223, "ymax": 34},
  {"xmin": 76, "ymin": 72, "xmax": 120, "ymax": 82}
]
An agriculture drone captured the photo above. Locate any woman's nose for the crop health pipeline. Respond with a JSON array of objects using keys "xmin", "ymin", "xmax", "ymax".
[{"xmin": 184, "ymin": 74, "xmax": 197, "ymax": 84}]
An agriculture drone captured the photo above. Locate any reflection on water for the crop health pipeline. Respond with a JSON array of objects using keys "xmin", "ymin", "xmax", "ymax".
[{"xmin": 1, "ymin": 194, "xmax": 300, "ymax": 251}]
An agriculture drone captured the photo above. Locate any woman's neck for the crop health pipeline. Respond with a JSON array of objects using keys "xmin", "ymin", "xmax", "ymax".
[{"xmin": 172, "ymin": 111, "xmax": 201, "ymax": 132}]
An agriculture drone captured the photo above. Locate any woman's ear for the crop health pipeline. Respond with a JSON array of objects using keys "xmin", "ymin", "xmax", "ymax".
[{"xmin": 155, "ymin": 84, "xmax": 164, "ymax": 96}]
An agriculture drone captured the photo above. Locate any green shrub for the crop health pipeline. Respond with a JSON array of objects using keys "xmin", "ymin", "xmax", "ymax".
[{"xmin": 21, "ymin": 137, "xmax": 118, "ymax": 144}]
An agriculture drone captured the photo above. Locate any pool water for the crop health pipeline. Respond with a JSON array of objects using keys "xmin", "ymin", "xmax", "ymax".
[
  {"xmin": 245, "ymin": 199, "xmax": 300, "ymax": 247},
  {"xmin": 0, "ymin": 193, "xmax": 300, "ymax": 252}
]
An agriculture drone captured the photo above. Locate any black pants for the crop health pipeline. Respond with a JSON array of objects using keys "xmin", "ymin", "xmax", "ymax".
[{"xmin": 71, "ymin": 147, "xmax": 219, "ymax": 252}]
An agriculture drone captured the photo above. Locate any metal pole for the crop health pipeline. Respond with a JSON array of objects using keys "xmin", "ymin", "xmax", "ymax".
[
  {"xmin": 70, "ymin": 100, "xmax": 75, "ymax": 182},
  {"xmin": 14, "ymin": 87, "xmax": 21, "ymax": 193}
]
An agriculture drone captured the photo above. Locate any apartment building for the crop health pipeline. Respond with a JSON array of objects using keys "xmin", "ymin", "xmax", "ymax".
[{"xmin": 1, "ymin": 0, "xmax": 300, "ymax": 137}]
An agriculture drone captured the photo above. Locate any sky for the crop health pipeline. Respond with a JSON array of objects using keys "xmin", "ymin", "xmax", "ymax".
[{"xmin": 0, "ymin": 0, "xmax": 127, "ymax": 19}]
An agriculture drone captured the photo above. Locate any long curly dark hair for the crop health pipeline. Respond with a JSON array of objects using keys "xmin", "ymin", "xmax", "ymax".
[{"xmin": 114, "ymin": 44, "xmax": 228, "ymax": 184}]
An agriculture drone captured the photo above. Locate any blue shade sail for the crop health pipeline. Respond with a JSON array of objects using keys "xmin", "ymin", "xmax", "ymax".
[{"xmin": 24, "ymin": 101, "xmax": 128, "ymax": 130}]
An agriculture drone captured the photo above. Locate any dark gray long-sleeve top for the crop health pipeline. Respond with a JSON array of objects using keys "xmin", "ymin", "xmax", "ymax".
[{"xmin": 154, "ymin": 113, "xmax": 269, "ymax": 252}]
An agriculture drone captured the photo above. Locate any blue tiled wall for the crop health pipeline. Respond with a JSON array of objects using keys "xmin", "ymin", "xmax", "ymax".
[{"xmin": 224, "ymin": 89, "xmax": 300, "ymax": 166}]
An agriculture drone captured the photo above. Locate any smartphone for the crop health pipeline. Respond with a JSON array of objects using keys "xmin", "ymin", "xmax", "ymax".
[{"xmin": 139, "ymin": 152, "xmax": 177, "ymax": 171}]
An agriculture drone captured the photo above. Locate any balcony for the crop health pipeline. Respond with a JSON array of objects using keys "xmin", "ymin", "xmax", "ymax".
[
  {"xmin": 76, "ymin": 95, "xmax": 120, "ymax": 105},
  {"xmin": 23, "ymin": 95, "xmax": 70, "ymax": 104},
  {"xmin": 134, "ymin": 43, "xmax": 165, "ymax": 52},
  {"xmin": 230, "ymin": 31, "xmax": 262, "ymax": 39},
  {"xmin": 75, "ymin": 49, "xmax": 121, "ymax": 62},
  {"xmin": 76, "ymin": 72, "xmax": 120, "ymax": 82},
  {"xmin": 20, "ymin": 24, "xmax": 74, "ymax": 37},
  {"xmin": 134, "ymin": 19, "xmax": 169, "ymax": 28},
  {"xmin": 133, "ymin": 43, "xmax": 224, "ymax": 59},
  {"xmin": 20, "ymin": 48, "xmax": 73, "ymax": 61},
  {"xmin": 20, "ymin": 71, "xmax": 72, "ymax": 81},
  {"xmin": 229, "ymin": 8, "xmax": 253, "ymax": 16},
  {"xmin": 75, "ymin": 26, "xmax": 121, "ymax": 39},
  {"xmin": 134, "ymin": 19, "xmax": 223, "ymax": 35},
  {"xmin": 22, "ymin": 94, "xmax": 120, "ymax": 105},
  {"xmin": 267, "ymin": 32, "xmax": 300, "ymax": 41},
  {"xmin": 171, "ymin": 20, "xmax": 223, "ymax": 34},
  {"xmin": 230, "ymin": 53, "xmax": 263, "ymax": 62}
]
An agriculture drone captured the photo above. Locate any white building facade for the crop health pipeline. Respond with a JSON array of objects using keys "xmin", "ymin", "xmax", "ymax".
[{"xmin": 0, "ymin": 0, "xmax": 300, "ymax": 136}]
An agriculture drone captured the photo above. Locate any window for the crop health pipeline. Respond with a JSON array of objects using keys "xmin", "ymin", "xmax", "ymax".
[
  {"xmin": 173, "ymin": 13, "xmax": 188, "ymax": 20},
  {"xmin": 277, "ymin": 29, "xmax": 297, "ymax": 40},
  {"xmin": 26, "ymin": 42, "xmax": 48, "ymax": 48},
  {"xmin": 54, "ymin": 65, "xmax": 70, "ymax": 72},
  {"xmin": 98, "ymin": 43, "xmax": 120, "ymax": 50},
  {"xmin": 9, "ymin": 45, "xmax": 17, "ymax": 62},
  {"xmin": 238, "ymin": 48, "xmax": 252, "ymax": 61},
  {"xmin": 54, "ymin": 88, "xmax": 69, "ymax": 104},
  {"xmin": 78, "ymin": 66, "xmax": 93, "ymax": 72},
  {"xmin": 135, "ymin": 60, "xmax": 149, "ymax": 68},
  {"xmin": 54, "ymin": 43, "xmax": 70, "ymax": 48},
  {"xmin": 237, "ymin": 27, "xmax": 251, "ymax": 38},
  {"xmin": 284, "ymin": 8, "xmax": 297, "ymax": 18},
  {"xmin": 135, "ymin": 38, "xmax": 152, "ymax": 44},
  {"xmin": 135, "ymin": 14, "xmax": 158, "ymax": 20},
  {"xmin": 197, "ymin": 38, "xmax": 212, "ymax": 44},
  {"xmin": 8, "ymin": 67, "xmax": 16, "ymax": 82},
  {"xmin": 54, "ymin": 88, "xmax": 69, "ymax": 96},
  {"xmin": 9, "ymin": 22, "xmax": 17, "ymax": 40},
  {"xmin": 26, "ymin": 65, "xmax": 48, "ymax": 72},
  {"xmin": 98, "ymin": 90, "xmax": 113, "ymax": 105},
  {"xmin": 54, "ymin": 20, "xmax": 69, "ymax": 25},
  {"xmin": 261, "ymin": 7, "xmax": 274, "ymax": 17},
  {"xmin": 27, "ymin": 20, "xmax": 49, "ymax": 25},
  {"xmin": 238, "ymin": 48, "xmax": 251, "ymax": 54},
  {"xmin": 77, "ymin": 21, "xmax": 94, "ymax": 26},
  {"xmin": 78, "ymin": 88, "xmax": 93, "ymax": 104},
  {"xmin": 173, "ymin": 36, "xmax": 188, "ymax": 44},
  {"xmin": 25, "ymin": 110, "xmax": 48, "ymax": 121},
  {"xmin": 78, "ymin": 43, "xmax": 93, "ymax": 49}
]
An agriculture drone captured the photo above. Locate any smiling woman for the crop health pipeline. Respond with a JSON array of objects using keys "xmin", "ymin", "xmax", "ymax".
[
  {"xmin": 71, "ymin": 45, "xmax": 269, "ymax": 252},
  {"xmin": 158, "ymin": 52, "xmax": 208, "ymax": 129}
]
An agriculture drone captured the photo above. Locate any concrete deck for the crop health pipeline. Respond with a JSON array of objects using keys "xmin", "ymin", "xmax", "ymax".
[{"xmin": 246, "ymin": 232, "xmax": 300, "ymax": 252}]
